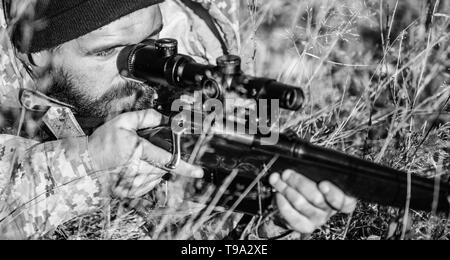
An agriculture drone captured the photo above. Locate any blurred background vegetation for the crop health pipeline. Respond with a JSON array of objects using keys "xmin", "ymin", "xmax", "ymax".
[
  {"xmin": 237, "ymin": 0, "xmax": 449, "ymax": 240},
  {"xmin": 47, "ymin": 0, "xmax": 449, "ymax": 240}
]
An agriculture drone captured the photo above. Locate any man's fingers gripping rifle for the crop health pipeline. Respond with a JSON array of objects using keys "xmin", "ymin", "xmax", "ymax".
[{"xmin": 117, "ymin": 38, "xmax": 450, "ymax": 216}]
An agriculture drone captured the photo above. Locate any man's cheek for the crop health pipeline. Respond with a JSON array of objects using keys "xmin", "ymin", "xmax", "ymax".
[
  {"xmin": 94, "ymin": 60, "xmax": 122, "ymax": 89},
  {"xmin": 76, "ymin": 65, "xmax": 115, "ymax": 96}
]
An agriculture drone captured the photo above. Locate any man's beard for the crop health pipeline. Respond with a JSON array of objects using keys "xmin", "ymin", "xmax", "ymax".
[{"xmin": 48, "ymin": 68, "xmax": 157, "ymax": 119}]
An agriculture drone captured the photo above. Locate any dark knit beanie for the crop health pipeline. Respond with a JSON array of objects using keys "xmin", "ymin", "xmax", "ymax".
[{"xmin": 11, "ymin": 0, "xmax": 164, "ymax": 53}]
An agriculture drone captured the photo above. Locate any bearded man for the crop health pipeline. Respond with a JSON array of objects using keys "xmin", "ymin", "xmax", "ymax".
[{"xmin": 0, "ymin": 0, "xmax": 356, "ymax": 239}]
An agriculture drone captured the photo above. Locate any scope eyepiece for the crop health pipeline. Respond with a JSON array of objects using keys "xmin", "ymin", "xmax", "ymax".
[{"xmin": 117, "ymin": 38, "xmax": 200, "ymax": 87}]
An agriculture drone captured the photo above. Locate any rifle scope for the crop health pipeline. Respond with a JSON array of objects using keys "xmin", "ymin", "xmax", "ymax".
[{"xmin": 117, "ymin": 38, "xmax": 305, "ymax": 111}]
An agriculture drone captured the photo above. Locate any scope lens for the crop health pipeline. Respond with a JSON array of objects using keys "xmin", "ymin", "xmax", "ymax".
[
  {"xmin": 283, "ymin": 89, "xmax": 304, "ymax": 111},
  {"xmin": 285, "ymin": 91, "xmax": 296, "ymax": 108}
]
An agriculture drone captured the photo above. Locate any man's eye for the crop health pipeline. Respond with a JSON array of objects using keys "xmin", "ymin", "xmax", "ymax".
[{"xmin": 95, "ymin": 48, "xmax": 115, "ymax": 57}]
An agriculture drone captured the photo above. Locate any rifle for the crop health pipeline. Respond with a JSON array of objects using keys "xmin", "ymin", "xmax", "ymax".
[{"xmin": 117, "ymin": 38, "xmax": 450, "ymax": 217}]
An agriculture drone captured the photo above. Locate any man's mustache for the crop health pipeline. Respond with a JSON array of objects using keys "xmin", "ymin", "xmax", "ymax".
[
  {"xmin": 48, "ymin": 70, "xmax": 156, "ymax": 118},
  {"xmin": 101, "ymin": 81, "xmax": 149, "ymax": 101}
]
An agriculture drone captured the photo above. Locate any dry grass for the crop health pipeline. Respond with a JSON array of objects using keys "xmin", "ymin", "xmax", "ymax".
[
  {"xmin": 45, "ymin": 0, "xmax": 450, "ymax": 240},
  {"xmin": 240, "ymin": 0, "xmax": 450, "ymax": 240}
]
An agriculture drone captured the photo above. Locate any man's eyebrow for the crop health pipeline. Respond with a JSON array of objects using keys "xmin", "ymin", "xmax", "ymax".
[
  {"xmin": 86, "ymin": 43, "xmax": 123, "ymax": 55},
  {"xmin": 85, "ymin": 24, "xmax": 164, "ymax": 55}
]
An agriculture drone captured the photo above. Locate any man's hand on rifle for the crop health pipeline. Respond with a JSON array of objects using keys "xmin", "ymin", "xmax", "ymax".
[
  {"xmin": 88, "ymin": 109, "xmax": 204, "ymax": 198},
  {"xmin": 270, "ymin": 170, "xmax": 357, "ymax": 234},
  {"xmin": 87, "ymin": 108, "xmax": 357, "ymax": 233}
]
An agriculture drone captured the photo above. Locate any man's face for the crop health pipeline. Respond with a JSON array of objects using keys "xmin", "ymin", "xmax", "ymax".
[{"xmin": 43, "ymin": 5, "xmax": 163, "ymax": 118}]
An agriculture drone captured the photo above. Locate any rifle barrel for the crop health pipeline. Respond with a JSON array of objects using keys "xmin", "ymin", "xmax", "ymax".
[{"xmin": 251, "ymin": 134, "xmax": 450, "ymax": 214}]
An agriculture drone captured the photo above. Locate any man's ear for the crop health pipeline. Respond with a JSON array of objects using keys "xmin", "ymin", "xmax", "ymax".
[
  {"xmin": 28, "ymin": 51, "xmax": 52, "ymax": 67},
  {"xmin": 15, "ymin": 50, "xmax": 53, "ymax": 76}
]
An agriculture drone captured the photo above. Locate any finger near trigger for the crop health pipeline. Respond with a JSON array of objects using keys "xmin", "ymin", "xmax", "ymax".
[
  {"xmin": 134, "ymin": 161, "xmax": 166, "ymax": 183},
  {"xmin": 115, "ymin": 109, "xmax": 165, "ymax": 131},
  {"xmin": 140, "ymin": 139, "xmax": 204, "ymax": 178}
]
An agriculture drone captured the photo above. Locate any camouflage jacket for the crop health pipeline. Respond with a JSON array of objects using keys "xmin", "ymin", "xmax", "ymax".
[{"xmin": 0, "ymin": 0, "xmax": 240, "ymax": 239}]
